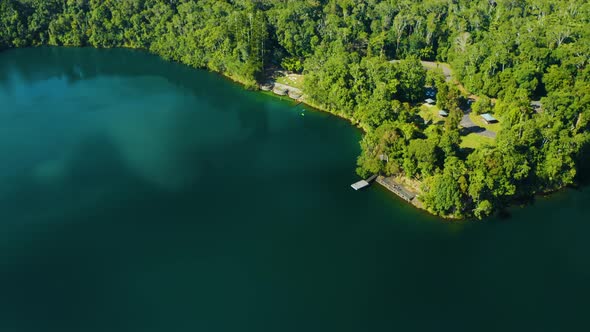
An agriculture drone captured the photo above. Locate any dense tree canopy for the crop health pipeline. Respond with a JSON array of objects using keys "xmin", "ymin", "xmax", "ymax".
[{"xmin": 1, "ymin": 0, "xmax": 589, "ymax": 218}]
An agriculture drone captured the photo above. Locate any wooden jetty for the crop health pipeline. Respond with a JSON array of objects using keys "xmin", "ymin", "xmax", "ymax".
[
  {"xmin": 376, "ymin": 176, "xmax": 415, "ymax": 202},
  {"xmin": 351, "ymin": 174, "xmax": 378, "ymax": 190}
]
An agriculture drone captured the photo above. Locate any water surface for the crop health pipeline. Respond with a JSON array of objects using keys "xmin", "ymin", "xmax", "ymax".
[{"xmin": 0, "ymin": 48, "xmax": 589, "ymax": 332}]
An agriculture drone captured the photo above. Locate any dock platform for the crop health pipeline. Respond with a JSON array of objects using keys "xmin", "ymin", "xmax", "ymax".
[
  {"xmin": 350, "ymin": 174, "xmax": 378, "ymax": 190},
  {"xmin": 351, "ymin": 180, "xmax": 370, "ymax": 190}
]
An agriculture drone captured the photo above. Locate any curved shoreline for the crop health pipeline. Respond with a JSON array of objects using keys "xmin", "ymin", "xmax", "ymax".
[
  {"xmin": 0, "ymin": 46, "xmax": 489, "ymax": 220},
  {"xmin": 254, "ymin": 79, "xmax": 444, "ymax": 217},
  {"xmin": 0, "ymin": 46, "xmax": 574, "ymax": 221}
]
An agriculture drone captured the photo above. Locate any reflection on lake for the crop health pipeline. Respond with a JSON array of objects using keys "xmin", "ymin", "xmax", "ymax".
[{"xmin": 0, "ymin": 48, "xmax": 589, "ymax": 332}]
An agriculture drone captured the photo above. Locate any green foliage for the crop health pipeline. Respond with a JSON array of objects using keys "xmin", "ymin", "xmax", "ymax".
[
  {"xmin": 356, "ymin": 121, "xmax": 416, "ymax": 178},
  {"xmin": 393, "ymin": 57, "xmax": 426, "ymax": 102},
  {"xmin": 421, "ymin": 157, "xmax": 468, "ymax": 217},
  {"xmin": 406, "ymin": 138, "xmax": 439, "ymax": 178},
  {"xmin": 474, "ymin": 200, "xmax": 493, "ymax": 219},
  {"xmin": 0, "ymin": 0, "xmax": 27, "ymax": 48},
  {"xmin": 1, "ymin": 0, "xmax": 272, "ymax": 85},
  {"xmin": 472, "ymin": 96, "xmax": 493, "ymax": 115},
  {"xmin": 281, "ymin": 57, "xmax": 303, "ymax": 73}
]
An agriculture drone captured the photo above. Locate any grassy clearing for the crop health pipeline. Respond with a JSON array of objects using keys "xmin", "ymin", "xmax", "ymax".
[
  {"xmin": 470, "ymin": 113, "xmax": 502, "ymax": 133},
  {"xmin": 418, "ymin": 104, "xmax": 445, "ymax": 125},
  {"xmin": 276, "ymin": 74, "xmax": 305, "ymax": 89},
  {"xmin": 417, "ymin": 105, "xmax": 500, "ymax": 150},
  {"xmin": 460, "ymin": 132, "xmax": 496, "ymax": 149}
]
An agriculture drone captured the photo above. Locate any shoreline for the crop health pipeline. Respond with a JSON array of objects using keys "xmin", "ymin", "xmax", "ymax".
[
  {"xmin": 257, "ymin": 81, "xmax": 368, "ymax": 130},
  {"xmin": 255, "ymin": 80, "xmax": 445, "ymax": 217},
  {"xmin": 0, "ymin": 45, "xmax": 575, "ymax": 221}
]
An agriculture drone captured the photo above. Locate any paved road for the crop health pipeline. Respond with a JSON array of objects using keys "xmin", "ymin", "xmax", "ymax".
[
  {"xmin": 460, "ymin": 110, "xmax": 497, "ymax": 138},
  {"xmin": 390, "ymin": 59, "xmax": 498, "ymax": 139}
]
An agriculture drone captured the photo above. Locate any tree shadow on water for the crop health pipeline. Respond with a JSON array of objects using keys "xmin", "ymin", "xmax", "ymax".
[{"xmin": 575, "ymin": 145, "xmax": 590, "ymax": 187}]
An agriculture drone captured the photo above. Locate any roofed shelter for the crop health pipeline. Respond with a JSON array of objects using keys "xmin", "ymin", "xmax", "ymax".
[
  {"xmin": 481, "ymin": 113, "xmax": 498, "ymax": 124},
  {"xmin": 425, "ymin": 98, "xmax": 435, "ymax": 105}
]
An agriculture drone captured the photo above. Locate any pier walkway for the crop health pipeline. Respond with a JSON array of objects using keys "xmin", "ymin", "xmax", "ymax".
[{"xmin": 375, "ymin": 176, "xmax": 415, "ymax": 202}]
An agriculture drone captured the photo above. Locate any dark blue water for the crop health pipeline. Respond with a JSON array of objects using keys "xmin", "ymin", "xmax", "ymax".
[{"xmin": 0, "ymin": 48, "xmax": 589, "ymax": 332}]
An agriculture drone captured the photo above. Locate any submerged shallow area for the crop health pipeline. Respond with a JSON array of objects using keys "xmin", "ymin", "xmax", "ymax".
[{"xmin": 0, "ymin": 47, "xmax": 589, "ymax": 331}]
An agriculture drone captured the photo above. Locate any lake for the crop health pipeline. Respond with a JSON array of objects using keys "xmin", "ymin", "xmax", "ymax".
[{"xmin": 0, "ymin": 48, "xmax": 589, "ymax": 332}]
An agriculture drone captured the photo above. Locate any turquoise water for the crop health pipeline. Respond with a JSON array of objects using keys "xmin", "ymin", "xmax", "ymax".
[{"xmin": 0, "ymin": 48, "xmax": 589, "ymax": 331}]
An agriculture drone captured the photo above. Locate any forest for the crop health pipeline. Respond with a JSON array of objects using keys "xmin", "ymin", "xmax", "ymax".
[{"xmin": 1, "ymin": 0, "xmax": 589, "ymax": 218}]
